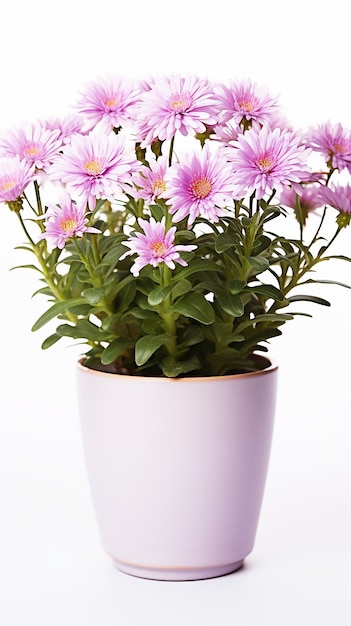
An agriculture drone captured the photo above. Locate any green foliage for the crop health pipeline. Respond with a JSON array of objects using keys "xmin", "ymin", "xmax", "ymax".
[{"xmin": 15, "ymin": 191, "xmax": 349, "ymax": 378}]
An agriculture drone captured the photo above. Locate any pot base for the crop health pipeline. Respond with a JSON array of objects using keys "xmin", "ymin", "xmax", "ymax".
[{"xmin": 112, "ymin": 558, "xmax": 245, "ymax": 581}]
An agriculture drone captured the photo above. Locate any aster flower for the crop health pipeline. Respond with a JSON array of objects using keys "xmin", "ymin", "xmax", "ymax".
[
  {"xmin": 211, "ymin": 120, "xmax": 241, "ymax": 146},
  {"xmin": 278, "ymin": 185, "xmax": 324, "ymax": 224},
  {"xmin": 39, "ymin": 190, "xmax": 100, "ymax": 249},
  {"xmin": 278, "ymin": 185, "xmax": 323, "ymax": 213},
  {"xmin": 165, "ymin": 144, "xmax": 239, "ymax": 225},
  {"xmin": 0, "ymin": 122, "xmax": 62, "ymax": 171},
  {"xmin": 122, "ymin": 216, "xmax": 197, "ymax": 276},
  {"xmin": 318, "ymin": 183, "xmax": 351, "ymax": 215},
  {"xmin": 0, "ymin": 155, "xmax": 35, "ymax": 205},
  {"xmin": 42, "ymin": 114, "xmax": 86, "ymax": 144},
  {"xmin": 215, "ymin": 79, "xmax": 281, "ymax": 129},
  {"xmin": 75, "ymin": 76, "xmax": 141, "ymax": 133},
  {"xmin": 226, "ymin": 126, "xmax": 312, "ymax": 199},
  {"xmin": 137, "ymin": 74, "xmax": 221, "ymax": 147},
  {"xmin": 131, "ymin": 156, "xmax": 169, "ymax": 205},
  {"xmin": 49, "ymin": 130, "xmax": 138, "ymax": 210},
  {"xmin": 304, "ymin": 122, "xmax": 351, "ymax": 173}
]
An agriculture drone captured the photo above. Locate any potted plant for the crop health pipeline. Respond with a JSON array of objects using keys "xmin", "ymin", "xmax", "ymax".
[{"xmin": 1, "ymin": 74, "xmax": 350, "ymax": 581}]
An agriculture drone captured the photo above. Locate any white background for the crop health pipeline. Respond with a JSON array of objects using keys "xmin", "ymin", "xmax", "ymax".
[{"xmin": 0, "ymin": 1, "xmax": 350, "ymax": 624}]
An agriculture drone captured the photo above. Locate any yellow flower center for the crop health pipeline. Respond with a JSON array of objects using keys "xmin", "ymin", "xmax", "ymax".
[
  {"xmin": 258, "ymin": 155, "xmax": 274, "ymax": 172},
  {"xmin": 61, "ymin": 218, "xmax": 77, "ymax": 232},
  {"xmin": 170, "ymin": 98, "xmax": 186, "ymax": 111},
  {"xmin": 334, "ymin": 142, "xmax": 345, "ymax": 153},
  {"xmin": 191, "ymin": 177, "xmax": 212, "ymax": 199},
  {"xmin": 152, "ymin": 179, "xmax": 166, "ymax": 194},
  {"xmin": 105, "ymin": 98, "xmax": 117, "ymax": 108},
  {"xmin": 238, "ymin": 100, "xmax": 254, "ymax": 112},
  {"xmin": 151, "ymin": 241, "xmax": 167, "ymax": 256},
  {"xmin": 84, "ymin": 159, "xmax": 102, "ymax": 175},
  {"xmin": 1, "ymin": 179, "xmax": 16, "ymax": 192},
  {"xmin": 24, "ymin": 145, "xmax": 40, "ymax": 157}
]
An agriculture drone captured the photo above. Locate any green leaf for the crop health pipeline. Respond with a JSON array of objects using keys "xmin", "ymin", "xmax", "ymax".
[
  {"xmin": 98, "ymin": 242, "xmax": 129, "ymax": 269},
  {"xmin": 235, "ymin": 313, "xmax": 293, "ymax": 333},
  {"xmin": 148, "ymin": 279, "xmax": 191, "ymax": 306},
  {"xmin": 176, "ymin": 259, "xmax": 220, "ymax": 279},
  {"xmin": 10, "ymin": 264, "xmax": 42, "ymax": 272},
  {"xmin": 101, "ymin": 338, "xmax": 135, "ymax": 365},
  {"xmin": 179, "ymin": 326, "xmax": 205, "ymax": 347},
  {"xmin": 215, "ymin": 232, "xmax": 235, "ymax": 253},
  {"xmin": 216, "ymin": 292, "xmax": 245, "ymax": 317},
  {"xmin": 172, "ymin": 279, "xmax": 192, "ymax": 301},
  {"xmin": 288, "ymin": 294, "xmax": 331, "ymax": 306},
  {"xmin": 170, "ymin": 293, "xmax": 215, "ymax": 324},
  {"xmin": 148, "ymin": 283, "xmax": 175, "ymax": 306},
  {"xmin": 247, "ymin": 256, "xmax": 270, "ymax": 272},
  {"xmin": 113, "ymin": 281, "xmax": 137, "ymax": 313},
  {"xmin": 68, "ymin": 303, "xmax": 92, "ymax": 316},
  {"xmin": 249, "ymin": 284, "xmax": 285, "ymax": 301},
  {"xmin": 41, "ymin": 333, "xmax": 62, "ymax": 349},
  {"xmin": 82, "ymin": 287, "xmax": 105, "ymax": 305},
  {"xmin": 31, "ymin": 298, "xmax": 85, "ymax": 331},
  {"xmin": 227, "ymin": 279, "xmax": 247, "ymax": 295},
  {"xmin": 175, "ymin": 229, "xmax": 196, "ymax": 241},
  {"xmin": 56, "ymin": 320, "xmax": 108, "ymax": 341},
  {"xmin": 300, "ymin": 278, "xmax": 351, "ymax": 290},
  {"xmin": 135, "ymin": 334, "xmax": 168, "ymax": 366},
  {"xmin": 160, "ymin": 355, "xmax": 201, "ymax": 377}
]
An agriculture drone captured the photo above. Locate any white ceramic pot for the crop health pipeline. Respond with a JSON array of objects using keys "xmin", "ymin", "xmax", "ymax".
[{"xmin": 76, "ymin": 356, "xmax": 278, "ymax": 581}]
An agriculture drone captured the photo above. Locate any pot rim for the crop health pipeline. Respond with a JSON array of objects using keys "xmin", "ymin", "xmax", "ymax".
[{"xmin": 76, "ymin": 353, "xmax": 278, "ymax": 383}]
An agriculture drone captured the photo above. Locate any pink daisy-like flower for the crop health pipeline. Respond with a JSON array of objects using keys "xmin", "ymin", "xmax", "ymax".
[
  {"xmin": 211, "ymin": 120, "xmax": 241, "ymax": 146},
  {"xmin": 75, "ymin": 76, "xmax": 141, "ymax": 133},
  {"xmin": 49, "ymin": 131, "xmax": 138, "ymax": 210},
  {"xmin": 226, "ymin": 126, "xmax": 311, "ymax": 199},
  {"xmin": 39, "ymin": 190, "xmax": 100, "ymax": 249},
  {"xmin": 131, "ymin": 156, "xmax": 169, "ymax": 205},
  {"xmin": 278, "ymin": 185, "xmax": 323, "ymax": 214},
  {"xmin": 0, "ymin": 155, "xmax": 35, "ymax": 204},
  {"xmin": 318, "ymin": 183, "xmax": 351, "ymax": 214},
  {"xmin": 304, "ymin": 122, "xmax": 351, "ymax": 173},
  {"xmin": 137, "ymin": 74, "xmax": 221, "ymax": 147},
  {"xmin": 215, "ymin": 79, "xmax": 281, "ymax": 128},
  {"xmin": 164, "ymin": 144, "xmax": 238, "ymax": 225},
  {"xmin": 122, "ymin": 216, "xmax": 197, "ymax": 276},
  {"xmin": 42, "ymin": 114, "xmax": 86, "ymax": 144},
  {"xmin": 0, "ymin": 122, "xmax": 62, "ymax": 171}
]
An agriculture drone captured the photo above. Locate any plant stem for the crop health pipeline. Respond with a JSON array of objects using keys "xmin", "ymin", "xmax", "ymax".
[
  {"xmin": 15, "ymin": 212, "xmax": 77, "ymax": 324},
  {"xmin": 158, "ymin": 265, "xmax": 178, "ymax": 358},
  {"xmin": 168, "ymin": 135, "xmax": 175, "ymax": 167}
]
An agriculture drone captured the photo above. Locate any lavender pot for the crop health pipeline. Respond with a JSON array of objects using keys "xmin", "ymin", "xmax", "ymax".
[{"xmin": 76, "ymin": 356, "xmax": 278, "ymax": 581}]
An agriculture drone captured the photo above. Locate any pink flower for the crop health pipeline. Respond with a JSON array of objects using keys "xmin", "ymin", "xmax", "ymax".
[
  {"xmin": 0, "ymin": 156, "xmax": 35, "ymax": 203},
  {"xmin": 215, "ymin": 79, "xmax": 281, "ymax": 128},
  {"xmin": 165, "ymin": 144, "xmax": 238, "ymax": 225},
  {"xmin": 318, "ymin": 183, "xmax": 351, "ymax": 214},
  {"xmin": 0, "ymin": 122, "xmax": 62, "ymax": 171},
  {"xmin": 304, "ymin": 122, "xmax": 351, "ymax": 173},
  {"xmin": 49, "ymin": 131, "xmax": 138, "ymax": 210},
  {"xmin": 137, "ymin": 74, "xmax": 221, "ymax": 146},
  {"xmin": 131, "ymin": 156, "xmax": 169, "ymax": 205},
  {"xmin": 122, "ymin": 216, "xmax": 197, "ymax": 276},
  {"xmin": 75, "ymin": 76, "xmax": 140, "ymax": 133},
  {"xmin": 278, "ymin": 185, "xmax": 324, "ymax": 213},
  {"xmin": 39, "ymin": 190, "xmax": 100, "ymax": 249},
  {"xmin": 226, "ymin": 126, "xmax": 311, "ymax": 199},
  {"xmin": 211, "ymin": 120, "xmax": 241, "ymax": 145},
  {"xmin": 42, "ymin": 115, "xmax": 86, "ymax": 144}
]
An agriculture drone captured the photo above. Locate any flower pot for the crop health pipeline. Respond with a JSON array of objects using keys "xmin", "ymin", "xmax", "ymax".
[{"xmin": 76, "ymin": 355, "xmax": 278, "ymax": 581}]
